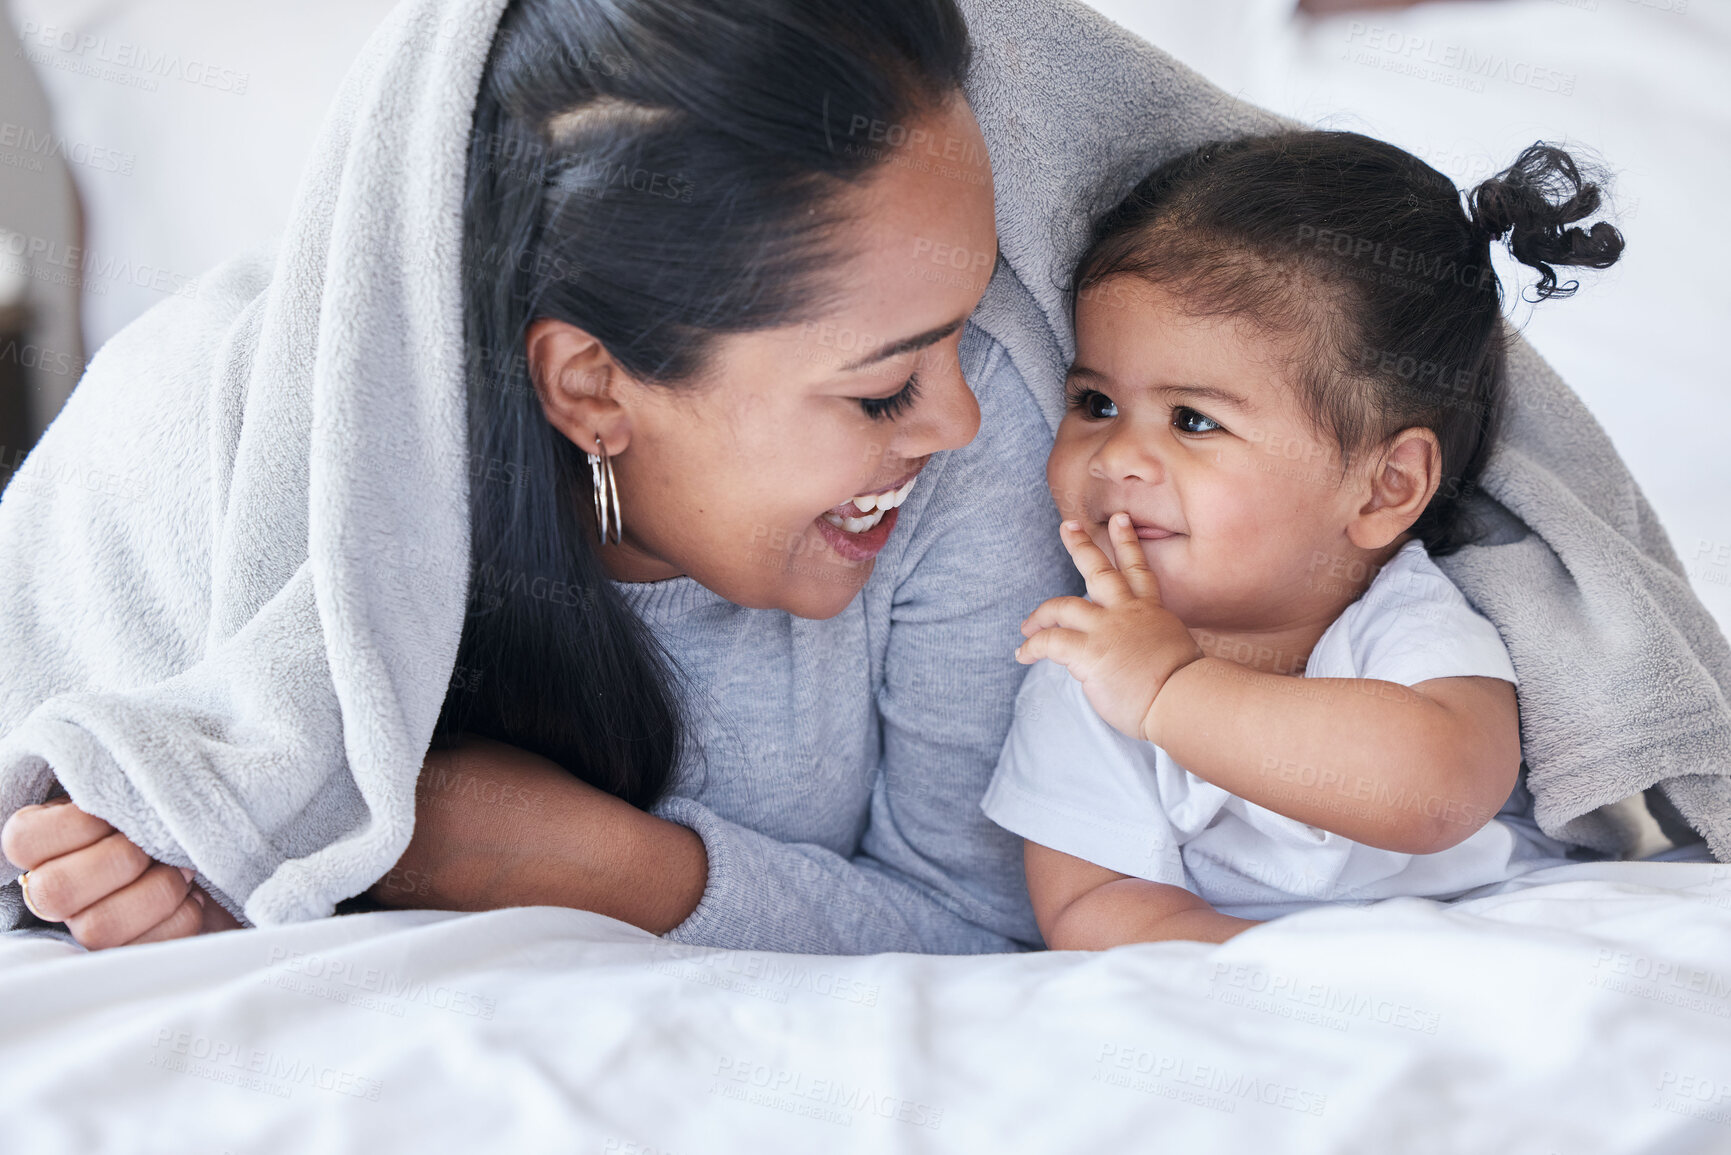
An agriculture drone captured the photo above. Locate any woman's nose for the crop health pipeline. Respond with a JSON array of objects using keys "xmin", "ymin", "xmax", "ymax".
[{"xmin": 898, "ymin": 349, "xmax": 981, "ymax": 458}]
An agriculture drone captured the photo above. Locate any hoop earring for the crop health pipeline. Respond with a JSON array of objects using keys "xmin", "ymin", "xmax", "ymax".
[{"xmin": 586, "ymin": 435, "xmax": 623, "ymax": 545}]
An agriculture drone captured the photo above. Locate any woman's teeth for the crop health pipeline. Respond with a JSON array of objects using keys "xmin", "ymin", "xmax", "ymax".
[{"xmin": 821, "ymin": 474, "xmax": 919, "ymax": 534}]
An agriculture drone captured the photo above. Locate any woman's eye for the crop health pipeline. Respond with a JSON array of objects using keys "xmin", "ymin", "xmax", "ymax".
[
  {"xmin": 1173, "ymin": 406, "xmax": 1221, "ymax": 434},
  {"xmin": 1068, "ymin": 388, "xmax": 1118, "ymax": 420},
  {"xmin": 858, "ymin": 374, "xmax": 922, "ymax": 421}
]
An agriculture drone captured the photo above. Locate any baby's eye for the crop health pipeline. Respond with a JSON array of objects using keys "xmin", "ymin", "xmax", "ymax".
[
  {"xmin": 1173, "ymin": 406, "xmax": 1221, "ymax": 434},
  {"xmin": 1068, "ymin": 389, "xmax": 1118, "ymax": 420}
]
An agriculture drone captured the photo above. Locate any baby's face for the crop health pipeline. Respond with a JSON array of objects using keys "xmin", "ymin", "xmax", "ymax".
[{"xmin": 1049, "ymin": 278, "xmax": 1371, "ymax": 637}]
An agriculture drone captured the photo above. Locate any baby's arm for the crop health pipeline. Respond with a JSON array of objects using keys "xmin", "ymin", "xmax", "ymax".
[
  {"xmin": 1017, "ymin": 516, "xmax": 1520, "ymax": 858},
  {"xmin": 1024, "ymin": 840, "xmax": 1259, "ymax": 949},
  {"xmin": 1148, "ymin": 667, "xmax": 1520, "ymax": 855}
]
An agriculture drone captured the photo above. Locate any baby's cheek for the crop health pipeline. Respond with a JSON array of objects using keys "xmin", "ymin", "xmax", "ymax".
[
  {"xmin": 1193, "ymin": 484, "xmax": 1299, "ymax": 586},
  {"xmin": 1045, "ymin": 431, "xmax": 1090, "ymax": 518}
]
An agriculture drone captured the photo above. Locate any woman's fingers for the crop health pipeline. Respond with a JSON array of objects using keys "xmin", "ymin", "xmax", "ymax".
[
  {"xmin": 1059, "ymin": 521, "xmax": 1131, "ymax": 605},
  {"xmin": 17, "ymin": 830, "xmax": 154, "ymax": 923},
  {"xmin": 124, "ymin": 891, "xmax": 207, "ymax": 947},
  {"xmin": 63, "ymin": 861, "xmax": 193, "ymax": 951},
  {"xmin": 1105, "ymin": 513, "xmax": 1163, "ymax": 602},
  {"xmin": 1, "ymin": 799, "xmax": 114, "ymax": 872},
  {"xmin": 4, "ymin": 790, "xmax": 216, "ymax": 949},
  {"xmin": 1015, "ymin": 627, "xmax": 1089, "ymax": 668},
  {"xmin": 195, "ymin": 887, "xmax": 245, "ymax": 934},
  {"xmin": 1020, "ymin": 595, "xmax": 1101, "ymax": 638}
]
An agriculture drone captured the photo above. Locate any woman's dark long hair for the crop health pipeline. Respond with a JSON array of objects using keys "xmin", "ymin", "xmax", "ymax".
[
  {"xmin": 1074, "ymin": 133, "xmax": 1623, "ymax": 555},
  {"xmin": 435, "ymin": 0, "xmax": 972, "ymax": 808}
]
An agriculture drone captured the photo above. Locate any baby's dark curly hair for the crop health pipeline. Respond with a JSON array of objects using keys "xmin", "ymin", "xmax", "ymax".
[{"xmin": 1073, "ymin": 132, "xmax": 1624, "ymax": 555}]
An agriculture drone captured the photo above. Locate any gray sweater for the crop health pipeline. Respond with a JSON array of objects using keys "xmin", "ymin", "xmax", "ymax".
[{"xmin": 620, "ymin": 326, "xmax": 1075, "ymax": 955}]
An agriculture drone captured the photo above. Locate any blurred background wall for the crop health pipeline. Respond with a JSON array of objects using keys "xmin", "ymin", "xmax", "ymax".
[
  {"xmin": 0, "ymin": 9, "xmax": 82, "ymax": 450},
  {"xmin": 1, "ymin": 0, "xmax": 1726, "ymax": 635}
]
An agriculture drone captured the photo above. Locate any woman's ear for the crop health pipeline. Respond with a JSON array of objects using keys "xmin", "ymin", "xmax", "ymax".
[
  {"xmin": 525, "ymin": 318, "xmax": 633, "ymax": 455},
  {"xmin": 1346, "ymin": 427, "xmax": 1443, "ymax": 551}
]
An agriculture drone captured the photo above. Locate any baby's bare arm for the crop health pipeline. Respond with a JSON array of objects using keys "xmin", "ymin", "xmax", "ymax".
[
  {"xmin": 1024, "ymin": 841, "xmax": 1259, "ymax": 949},
  {"xmin": 1147, "ymin": 665, "xmax": 1521, "ymax": 854}
]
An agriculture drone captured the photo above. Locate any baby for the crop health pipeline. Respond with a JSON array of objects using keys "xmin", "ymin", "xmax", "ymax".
[{"xmin": 982, "ymin": 131, "xmax": 1625, "ymax": 948}]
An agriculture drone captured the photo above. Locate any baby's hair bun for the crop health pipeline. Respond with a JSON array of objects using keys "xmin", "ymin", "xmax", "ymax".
[{"xmin": 1469, "ymin": 142, "xmax": 1624, "ymax": 300}]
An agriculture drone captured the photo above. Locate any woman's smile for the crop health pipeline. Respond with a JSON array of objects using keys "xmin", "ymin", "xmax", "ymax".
[{"xmin": 814, "ymin": 466, "xmax": 926, "ymax": 562}]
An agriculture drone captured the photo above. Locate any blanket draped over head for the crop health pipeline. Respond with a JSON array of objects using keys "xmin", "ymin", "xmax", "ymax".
[{"xmin": 2, "ymin": 0, "xmax": 1726, "ymax": 931}]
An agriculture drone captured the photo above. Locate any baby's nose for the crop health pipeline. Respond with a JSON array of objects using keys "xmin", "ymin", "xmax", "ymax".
[{"xmin": 1094, "ymin": 425, "xmax": 1165, "ymax": 484}]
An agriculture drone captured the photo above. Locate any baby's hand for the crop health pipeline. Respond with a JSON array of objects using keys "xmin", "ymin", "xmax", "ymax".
[{"xmin": 1016, "ymin": 514, "xmax": 1203, "ymax": 744}]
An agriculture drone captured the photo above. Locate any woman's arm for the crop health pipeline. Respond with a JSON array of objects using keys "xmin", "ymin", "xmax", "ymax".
[
  {"xmin": 1025, "ymin": 840, "xmax": 1257, "ymax": 948},
  {"xmin": 376, "ymin": 729, "xmax": 1025, "ymax": 953},
  {"xmin": 367, "ymin": 738, "xmax": 705, "ymax": 934}
]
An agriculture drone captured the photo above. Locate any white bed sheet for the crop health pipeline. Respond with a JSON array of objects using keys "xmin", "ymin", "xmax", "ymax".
[{"xmin": 3, "ymin": 856, "xmax": 1730, "ymax": 1153}]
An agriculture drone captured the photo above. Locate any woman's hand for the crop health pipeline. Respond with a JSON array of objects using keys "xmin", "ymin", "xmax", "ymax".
[
  {"xmin": 2, "ymin": 794, "xmax": 242, "ymax": 949},
  {"xmin": 368, "ymin": 736, "xmax": 708, "ymax": 935},
  {"xmin": 1015, "ymin": 514, "xmax": 1204, "ymax": 744}
]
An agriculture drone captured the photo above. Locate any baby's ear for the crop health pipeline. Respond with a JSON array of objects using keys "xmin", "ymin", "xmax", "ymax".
[{"xmin": 1346, "ymin": 427, "xmax": 1442, "ymax": 551}]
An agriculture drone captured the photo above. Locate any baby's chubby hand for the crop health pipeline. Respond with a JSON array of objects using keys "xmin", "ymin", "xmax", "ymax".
[{"xmin": 1016, "ymin": 514, "xmax": 1204, "ymax": 744}]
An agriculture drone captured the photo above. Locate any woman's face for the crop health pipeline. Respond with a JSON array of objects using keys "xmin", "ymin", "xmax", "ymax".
[{"xmin": 535, "ymin": 99, "xmax": 997, "ymax": 618}]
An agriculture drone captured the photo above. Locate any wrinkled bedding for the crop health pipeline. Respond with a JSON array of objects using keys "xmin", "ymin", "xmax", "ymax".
[{"xmin": 3, "ymin": 854, "xmax": 1729, "ymax": 1153}]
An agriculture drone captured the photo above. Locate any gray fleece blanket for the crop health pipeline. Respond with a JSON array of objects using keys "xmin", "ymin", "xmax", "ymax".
[{"xmin": 1, "ymin": 0, "xmax": 1726, "ymax": 933}]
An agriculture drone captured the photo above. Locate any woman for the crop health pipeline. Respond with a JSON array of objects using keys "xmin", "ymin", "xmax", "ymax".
[{"xmin": 1, "ymin": 0, "xmax": 1069, "ymax": 952}]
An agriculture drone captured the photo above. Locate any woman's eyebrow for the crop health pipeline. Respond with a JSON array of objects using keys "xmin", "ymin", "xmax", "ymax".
[{"xmin": 838, "ymin": 317, "xmax": 967, "ymax": 373}]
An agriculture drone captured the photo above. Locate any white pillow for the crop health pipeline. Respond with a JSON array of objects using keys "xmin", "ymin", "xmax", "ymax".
[{"xmin": 8, "ymin": 0, "xmax": 396, "ymax": 352}]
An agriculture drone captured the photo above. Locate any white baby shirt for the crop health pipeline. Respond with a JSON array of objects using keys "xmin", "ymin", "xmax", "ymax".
[{"xmin": 981, "ymin": 540, "xmax": 1572, "ymax": 920}]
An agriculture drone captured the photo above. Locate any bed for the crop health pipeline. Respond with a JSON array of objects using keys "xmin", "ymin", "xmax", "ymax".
[
  {"xmin": 2, "ymin": 1, "xmax": 1728, "ymax": 1150},
  {"xmin": 3, "ymin": 853, "xmax": 1730, "ymax": 1151}
]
